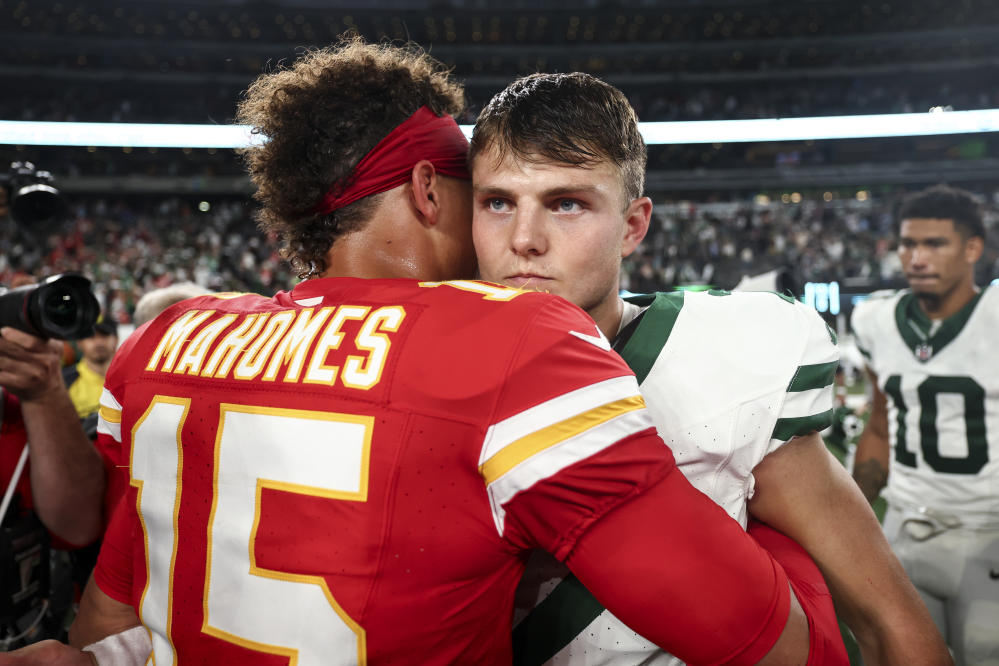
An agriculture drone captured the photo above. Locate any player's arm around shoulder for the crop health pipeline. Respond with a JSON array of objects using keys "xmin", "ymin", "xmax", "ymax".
[
  {"xmin": 749, "ymin": 309, "xmax": 951, "ymax": 664},
  {"xmin": 565, "ymin": 464, "xmax": 812, "ymax": 665},
  {"xmin": 750, "ymin": 433, "xmax": 949, "ymax": 664},
  {"xmin": 493, "ymin": 293, "xmax": 812, "ymax": 663}
]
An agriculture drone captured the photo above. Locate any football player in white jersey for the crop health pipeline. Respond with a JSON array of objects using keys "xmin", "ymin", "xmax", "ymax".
[
  {"xmin": 470, "ymin": 72, "xmax": 950, "ymax": 665},
  {"xmin": 852, "ymin": 184, "xmax": 998, "ymax": 665}
]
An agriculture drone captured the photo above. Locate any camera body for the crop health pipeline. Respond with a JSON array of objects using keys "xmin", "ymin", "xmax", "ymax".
[
  {"xmin": 0, "ymin": 274, "xmax": 100, "ymax": 341},
  {"xmin": 0, "ymin": 161, "xmax": 66, "ymax": 226}
]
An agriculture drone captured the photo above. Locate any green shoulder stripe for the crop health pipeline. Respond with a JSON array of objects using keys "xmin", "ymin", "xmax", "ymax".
[
  {"xmin": 617, "ymin": 291, "xmax": 685, "ymax": 384},
  {"xmin": 772, "ymin": 409, "xmax": 834, "ymax": 441},
  {"xmin": 512, "ymin": 574, "xmax": 605, "ymax": 666},
  {"xmin": 787, "ymin": 360, "xmax": 838, "ymax": 393}
]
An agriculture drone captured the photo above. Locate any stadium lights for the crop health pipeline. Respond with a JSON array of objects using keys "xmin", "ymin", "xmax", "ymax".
[
  {"xmin": 2, "ymin": 109, "xmax": 999, "ymax": 148},
  {"xmin": 0, "ymin": 122, "xmax": 262, "ymax": 149}
]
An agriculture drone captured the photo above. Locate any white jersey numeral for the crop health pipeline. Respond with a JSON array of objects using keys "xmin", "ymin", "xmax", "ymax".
[{"xmin": 132, "ymin": 397, "xmax": 373, "ymax": 665}]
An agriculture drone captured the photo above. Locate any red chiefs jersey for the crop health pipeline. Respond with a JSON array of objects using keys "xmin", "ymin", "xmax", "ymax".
[
  {"xmin": 93, "ymin": 277, "xmax": 672, "ymax": 665},
  {"xmin": 1, "ymin": 391, "xmax": 91, "ymax": 550},
  {"xmin": 0, "ymin": 391, "xmax": 31, "ymax": 515}
]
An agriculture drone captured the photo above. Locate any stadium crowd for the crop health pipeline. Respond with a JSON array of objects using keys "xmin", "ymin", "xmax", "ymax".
[
  {"xmin": 0, "ymin": 197, "xmax": 293, "ymax": 324},
  {"xmin": 2, "ymin": 190, "xmax": 996, "ymax": 324},
  {"xmin": 6, "ymin": 74, "xmax": 997, "ymax": 126},
  {"xmin": 626, "ymin": 194, "xmax": 999, "ymax": 292}
]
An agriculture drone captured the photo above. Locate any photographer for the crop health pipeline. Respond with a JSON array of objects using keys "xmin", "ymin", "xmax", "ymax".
[
  {"xmin": 1, "ymin": 325, "xmax": 104, "ymax": 546},
  {"xmin": 0, "ymin": 164, "xmax": 106, "ymax": 649},
  {"xmin": 0, "ymin": 163, "xmax": 104, "ymax": 545},
  {"xmin": 0, "ymin": 323, "xmax": 106, "ymax": 649}
]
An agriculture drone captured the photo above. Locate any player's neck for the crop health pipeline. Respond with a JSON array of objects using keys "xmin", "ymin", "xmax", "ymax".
[
  {"xmin": 321, "ymin": 213, "xmax": 437, "ymax": 281},
  {"xmin": 85, "ymin": 358, "xmax": 111, "ymax": 377},
  {"xmin": 591, "ymin": 296, "xmax": 625, "ymax": 342},
  {"xmin": 915, "ymin": 279, "xmax": 979, "ymax": 321}
]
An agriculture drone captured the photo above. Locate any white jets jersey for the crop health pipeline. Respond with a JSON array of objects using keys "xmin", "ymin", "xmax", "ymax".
[
  {"xmin": 514, "ymin": 290, "xmax": 840, "ymax": 666},
  {"xmin": 851, "ymin": 286, "xmax": 999, "ymax": 528}
]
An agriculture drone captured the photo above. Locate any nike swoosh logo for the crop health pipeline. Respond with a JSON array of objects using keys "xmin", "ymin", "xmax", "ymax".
[{"xmin": 569, "ymin": 328, "xmax": 611, "ymax": 351}]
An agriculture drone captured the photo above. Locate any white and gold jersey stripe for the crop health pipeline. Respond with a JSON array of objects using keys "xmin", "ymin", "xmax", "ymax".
[{"xmin": 479, "ymin": 375, "xmax": 653, "ymax": 537}]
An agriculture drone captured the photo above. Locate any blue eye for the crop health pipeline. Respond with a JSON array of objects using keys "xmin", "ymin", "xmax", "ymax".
[
  {"xmin": 488, "ymin": 198, "xmax": 507, "ymax": 212},
  {"xmin": 557, "ymin": 199, "xmax": 581, "ymax": 212}
]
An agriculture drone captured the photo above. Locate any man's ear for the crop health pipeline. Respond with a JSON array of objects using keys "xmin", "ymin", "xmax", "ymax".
[
  {"xmin": 621, "ymin": 196, "xmax": 653, "ymax": 257},
  {"xmin": 964, "ymin": 234, "xmax": 984, "ymax": 265},
  {"xmin": 409, "ymin": 160, "xmax": 440, "ymax": 228}
]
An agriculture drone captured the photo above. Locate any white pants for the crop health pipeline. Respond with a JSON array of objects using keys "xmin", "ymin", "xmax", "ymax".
[{"xmin": 883, "ymin": 504, "xmax": 999, "ymax": 666}]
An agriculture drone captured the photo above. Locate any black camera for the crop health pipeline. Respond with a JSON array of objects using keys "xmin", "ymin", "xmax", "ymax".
[
  {"xmin": 0, "ymin": 274, "xmax": 100, "ymax": 340},
  {"xmin": 0, "ymin": 161, "xmax": 66, "ymax": 226}
]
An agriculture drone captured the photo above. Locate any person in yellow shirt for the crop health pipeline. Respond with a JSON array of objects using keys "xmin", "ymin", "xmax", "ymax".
[{"xmin": 62, "ymin": 315, "xmax": 118, "ymax": 435}]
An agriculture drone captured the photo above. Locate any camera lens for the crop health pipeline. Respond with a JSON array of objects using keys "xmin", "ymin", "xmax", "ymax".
[
  {"xmin": 11, "ymin": 183, "xmax": 65, "ymax": 226},
  {"xmin": 41, "ymin": 287, "xmax": 79, "ymax": 330},
  {"xmin": 0, "ymin": 274, "xmax": 98, "ymax": 340}
]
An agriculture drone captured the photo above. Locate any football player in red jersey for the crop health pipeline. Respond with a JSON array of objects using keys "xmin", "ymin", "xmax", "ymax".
[{"xmin": 2, "ymin": 39, "xmax": 816, "ymax": 665}]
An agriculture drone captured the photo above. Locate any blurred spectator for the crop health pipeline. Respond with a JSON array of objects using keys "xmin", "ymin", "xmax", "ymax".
[
  {"xmin": 132, "ymin": 282, "xmax": 213, "ymax": 327},
  {"xmin": 61, "ymin": 315, "xmax": 118, "ymax": 434}
]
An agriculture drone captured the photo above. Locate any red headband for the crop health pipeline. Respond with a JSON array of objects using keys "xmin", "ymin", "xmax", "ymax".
[{"xmin": 313, "ymin": 106, "xmax": 470, "ymax": 215}]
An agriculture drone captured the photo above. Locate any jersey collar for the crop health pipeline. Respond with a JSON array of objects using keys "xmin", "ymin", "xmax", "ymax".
[
  {"xmin": 894, "ymin": 287, "xmax": 986, "ymax": 362},
  {"xmin": 615, "ymin": 292, "xmax": 685, "ymax": 384}
]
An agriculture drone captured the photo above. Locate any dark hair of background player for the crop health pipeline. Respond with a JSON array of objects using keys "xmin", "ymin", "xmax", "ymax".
[{"xmin": 897, "ymin": 183, "xmax": 986, "ymax": 240}]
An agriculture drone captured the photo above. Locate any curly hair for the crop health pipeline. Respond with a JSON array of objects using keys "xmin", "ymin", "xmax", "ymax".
[
  {"xmin": 469, "ymin": 72, "xmax": 646, "ymax": 203},
  {"xmin": 898, "ymin": 184, "xmax": 985, "ymax": 240},
  {"xmin": 236, "ymin": 37, "xmax": 465, "ymax": 278}
]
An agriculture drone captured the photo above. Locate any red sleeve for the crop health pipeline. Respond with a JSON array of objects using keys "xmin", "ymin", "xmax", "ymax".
[
  {"xmin": 565, "ymin": 468, "xmax": 792, "ymax": 666},
  {"xmin": 747, "ymin": 521, "xmax": 849, "ymax": 666},
  {"xmin": 501, "ymin": 429, "xmax": 672, "ymax": 559},
  {"xmin": 93, "ymin": 495, "xmax": 137, "ymax": 607},
  {"xmin": 478, "ymin": 297, "xmax": 674, "ymax": 557},
  {"xmin": 0, "ymin": 392, "xmax": 32, "ymax": 512}
]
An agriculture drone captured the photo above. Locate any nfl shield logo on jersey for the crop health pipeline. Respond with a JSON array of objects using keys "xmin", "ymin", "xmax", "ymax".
[{"xmin": 915, "ymin": 343, "xmax": 933, "ymax": 361}]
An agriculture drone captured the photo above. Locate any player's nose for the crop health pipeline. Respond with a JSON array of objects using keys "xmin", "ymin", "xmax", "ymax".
[{"xmin": 509, "ymin": 204, "xmax": 547, "ymax": 257}]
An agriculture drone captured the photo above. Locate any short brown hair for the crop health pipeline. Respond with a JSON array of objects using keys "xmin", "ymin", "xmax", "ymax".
[
  {"xmin": 469, "ymin": 72, "xmax": 646, "ymax": 202},
  {"xmin": 236, "ymin": 37, "xmax": 465, "ymax": 278}
]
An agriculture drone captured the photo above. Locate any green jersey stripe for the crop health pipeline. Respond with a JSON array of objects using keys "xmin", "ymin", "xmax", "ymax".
[
  {"xmin": 787, "ymin": 360, "xmax": 839, "ymax": 393},
  {"xmin": 618, "ymin": 291, "xmax": 685, "ymax": 385},
  {"xmin": 772, "ymin": 409, "xmax": 834, "ymax": 441},
  {"xmin": 512, "ymin": 574, "xmax": 605, "ymax": 666}
]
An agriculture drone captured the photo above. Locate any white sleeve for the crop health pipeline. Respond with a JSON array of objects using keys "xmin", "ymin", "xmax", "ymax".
[
  {"xmin": 83, "ymin": 626, "xmax": 152, "ymax": 666},
  {"xmin": 768, "ymin": 303, "xmax": 840, "ymax": 451},
  {"xmin": 849, "ymin": 292, "xmax": 892, "ymax": 362}
]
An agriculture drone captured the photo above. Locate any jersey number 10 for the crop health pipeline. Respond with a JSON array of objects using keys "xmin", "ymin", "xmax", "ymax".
[{"xmin": 883, "ymin": 375, "xmax": 988, "ymax": 475}]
